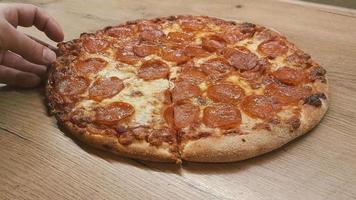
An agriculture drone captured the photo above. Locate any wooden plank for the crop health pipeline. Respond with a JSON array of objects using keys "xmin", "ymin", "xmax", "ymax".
[{"xmin": 1, "ymin": 0, "xmax": 356, "ymax": 199}]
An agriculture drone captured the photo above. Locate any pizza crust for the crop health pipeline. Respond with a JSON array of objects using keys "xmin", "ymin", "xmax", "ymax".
[
  {"xmin": 61, "ymin": 121, "xmax": 180, "ymax": 163},
  {"xmin": 181, "ymin": 84, "xmax": 329, "ymax": 162}
]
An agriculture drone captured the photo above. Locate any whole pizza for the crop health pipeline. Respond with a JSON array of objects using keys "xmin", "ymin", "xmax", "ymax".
[{"xmin": 46, "ymin": 15, "xmax": 329, "ymax": 163}]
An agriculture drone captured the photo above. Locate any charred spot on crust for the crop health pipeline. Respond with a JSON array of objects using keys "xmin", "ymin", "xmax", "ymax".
[
  {"xmin": 235, "ymin": 5, "xmax": 243, "ymax": 8},
  {"xmin": 241, "ymin": 138, "xmax": 246, "ymax": 142},
  {"xmin": 167, "ymin": 15, "xmax": 178, "ymax": 21},
  {"xmin": 229, "ymin": 21, "xmax": 237, "ymax": 25},
  {"xmin": 304, "ymin": 93, "xmax": 326, "ymax": 107},
  {"xmin": 126, "ymin": 20, "xmax": 138, "ymax": 25},
  {"xmin": 310, "ymin": 66, "xmax": 327, "ymax": 83}
]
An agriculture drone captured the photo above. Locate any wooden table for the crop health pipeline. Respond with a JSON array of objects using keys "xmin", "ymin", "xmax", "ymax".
[{"xmin": 1, "ymin": 0, "xmax": 356, "ymax": 199}]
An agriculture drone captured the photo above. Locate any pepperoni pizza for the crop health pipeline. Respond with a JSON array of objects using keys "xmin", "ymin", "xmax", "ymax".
[{"xmin": 46, "ymin": 16, "xmax": 329, "ymax": 163}]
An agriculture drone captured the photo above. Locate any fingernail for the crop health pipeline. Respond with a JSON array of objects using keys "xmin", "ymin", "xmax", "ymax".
[{"xmin": 43, "ymin": 48, "xmax": 56, "ymax": 63}]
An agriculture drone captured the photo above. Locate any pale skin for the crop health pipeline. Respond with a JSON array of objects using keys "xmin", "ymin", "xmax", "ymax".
[{"xmin": 0, "ymin": 3, "xmax": 64, "ymax": 88}]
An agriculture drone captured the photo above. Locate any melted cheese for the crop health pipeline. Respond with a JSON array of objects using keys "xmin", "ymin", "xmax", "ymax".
[
  {"xmin": 225, "ymin": 75, "xmax": 263, "ymax": 95},
  {"xmin": 102, "ymin": 78, "xmax": 169, "ymax": 127}
]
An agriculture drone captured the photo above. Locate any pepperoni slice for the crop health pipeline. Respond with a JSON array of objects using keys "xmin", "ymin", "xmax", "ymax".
[
  {"xmin": 272, "ymin": 67, "xmax": 304, "ymax": 86},
  {"xmin": 178, "ymin": 69, "xmax": 206, "ymax": 85},
  {"xmin": 180, "ymin": 19, "xmax": 205, "ymax": 31},
  {"xmin": 264, "ymin": 83, "xmax": 312, "ymax": 104},
  {"xmin": 219, "ymin": 28, "xmax": 244, "ymax": 43},
  {"xmin": 223, "ymin": 47, "xmax": 258, "ymax": 71},
  {"xmin": 133, "ymin": 43, "xmax": 159, "ymax": 57},
  {"xmin": 137, "ymin": 20, "xmax": 161, "ymax": 31},
  {"xmin": 258, "ymin": 39, "xmax": 288, "ymax": 58},
  {"xmin": 201, "ymin": 58, "xmax": 233, "ymax": 78},
  {"xmin": 161, "ymin": 48, "xmax": 190, "ymax": 64},
  {"xmin": 203, "ymin": 103, "xmax": 241, "ymax": 129},
  {"xmin": 139, "ymin": 29, "xmax": 165, "ymax": 42},
  {"xmin": 172, "ymin": 81, "xmax": 201, "ymax": 103},
  {"xmin": 184, "ymin": 45, "xmax": 209, "ymax": 58},
  {"xmin": 164, "ymin": 106, "xmax": 174, "ymax": 127},
  {"xmin": 207, "ymin": 84, "xmax": 245, "ymax": 103},
  {"xmin": 241, "ymin": 95, "xmax": 282, "ymax": 119},
  {"xmin": 57, "ymin": 76, "xmax": 89, "ymax": 96},
  {"xmin": 89, "ymin": 77, "xmax": 124, "ymax": 101},
  {"xmin": 138, "ymin": 60, "xmax": 169, "ymax": 80},
  {"xmin": 167, "ymin": 32, "xmax": 194, "ymax": 43},
  {"xmin": 82, "ymin": 36, "xmax": 109, "ymax": 53},
  {"xmin": 75, "ymin": 58, "xmax": 107, "ymax": 75},
  {"xmin": 94, "ymin": 102, "xmax": 134, "ymax": 125},
  {"xmin": 116, "ymin": 47, "xmax": 140, "ymax": 65},
  {"xmin": 105, "ymin": 26, "xmax": 133, "ymax": 38},
  {"xmin": 174, "ymin": 104, "xmax": 200, "ymax": 128},
  {"xmin": 202, "ymin": 35, "xmax": 226, "ymax": 52}
]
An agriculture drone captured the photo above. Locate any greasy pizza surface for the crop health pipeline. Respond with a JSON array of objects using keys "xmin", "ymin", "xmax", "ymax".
[{"xmin": 46, "ymin": 16, "xmax": 328, "ymax": 163}]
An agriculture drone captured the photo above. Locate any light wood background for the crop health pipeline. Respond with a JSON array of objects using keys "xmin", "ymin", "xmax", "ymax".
[{"xmin": 1, "ymin": 0, "xmax": 356, "ymax": 199}]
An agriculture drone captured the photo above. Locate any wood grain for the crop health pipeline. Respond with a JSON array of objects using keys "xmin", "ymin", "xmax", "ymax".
[{"xmin": 1, "ymin": 0, "xmax": 356, "ymax": 199}]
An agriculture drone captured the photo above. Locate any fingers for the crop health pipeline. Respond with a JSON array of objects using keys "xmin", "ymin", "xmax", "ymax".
[
  {"xmin": 0, "ymin": 21, "xmax": 56, "ymax": 65},
  {"xmin": 0, "ymin": 65, "xmax": 41, "ymax": 88},
  {"xmin": 26, "ymin": 34, "xmax": 57, "ymax": 52},
  {"xmin": 0, "ymin": 50, "xmax": 47, "ymax": 77},
  {"xmin": 3, "ymin": 3, "xmax": 64, "ymax": 42}
]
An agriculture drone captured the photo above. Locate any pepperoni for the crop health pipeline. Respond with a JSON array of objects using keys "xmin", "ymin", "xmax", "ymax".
[
  {"xmin": 219, "ymin": 28, "xmax": 244, "ymax": 43},
  {"xmin": 116, "ymin": 47, "xmax": 140, "ymax": 65},
  {"xmin": 272, "ymin": 67, "xmax": 304, "ymax": 86},
  {"xmin": 164, "ymin": 106, "xmax": 174, "ymax": 127},
  {"xmin": 138, "ymin": 60, "xmax": 169, "ymax": 80},
  {"xmin": 94, "ymin": 102, "xmax": 134, "ymax": 125},
  {"xmin": 139, "ymin": 29, "xmax": 165, "ymax": 42},
  {"xmin": 258, "ymin": 39, "xmax": 288, "ymax": 58},
  {"xmin": 57, "ymin": 76, "xmax": 89, "ymax": 96},
  {"xmin": 180, "ymin": 19, "xmax": 205, "ymax": 31},
  {"xmin": 178, "ymin": 69, "xmax": 206, "ymax": 85},
  {"xmin": 203, "ymin": 103, "xmax": 241, "ymax": 129},
  {"xmin": 105, "ymin": 26, "xmax": 133, "ymax": 38},
  {"xmin": 207, "ymin": 84, "xmax": 245, "ymax": 103},
  {"xmin": 174, "ymin": 104, "xmax": 200, "ymax": 128},
  {"xmin": 82, "ymin": 36, "xmax": 109, "ymax": 53},
  {"xmin": 285, "ymin": 50, "xmax": 312, "ymax": 68},
  {"xmin": 133, "ymin": 43, "xmax": 159, "ymax": 57},
  {"xmin": 184, "ymin": 45, "xmax": 209, "ymax": 58},
  {"xmin": 167, "ymin": 32, "xmax": 194, "ymax": 43},
  {"xmin": 172, "ymin": 81, "xmax": 201, "ymax": 103},
  {"xmin": 238, "ymin": 22, "xmax": 257, "ymax": 35},
  {"xmin": 161, "ymin": 48, "xmax": 190, "ymax": 64},
  {"xmin": 241, "ymin": 95, "xmax": 282, "ymax": 119},
  {"xmin": 137, "ymin": 21, "xmax": 161, "ymax": 31},
  {"xmin": 89, "ymin": 77, "xmax": 124, "ymax": 101},
  {"xmin": 202, "ymin": 35, "xmax": 226, "ymax": 52},
  {"xmin": 223, "ymin": 47, "xmax": 258, "ymax": 71},
  {"xmin": 75, "ymin": 58, "xmax": 107, "ymax": 75},
  {"xmin": 264, "ymin": 83, "xmax": 312, "ymax": 104},
  {"xmin": 201, "ymin": 58, "xmax": 233, "ymax": 77}
]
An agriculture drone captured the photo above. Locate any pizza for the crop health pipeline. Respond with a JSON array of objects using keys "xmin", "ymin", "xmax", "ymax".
[{"xmin": 46, "ymin": 15, "xmax": 329, "ymax": 163}]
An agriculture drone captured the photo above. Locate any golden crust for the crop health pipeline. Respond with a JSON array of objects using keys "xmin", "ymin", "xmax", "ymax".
[{"xmin": 62, "ymin": 121, "xmax": 181, "ymax": 163}]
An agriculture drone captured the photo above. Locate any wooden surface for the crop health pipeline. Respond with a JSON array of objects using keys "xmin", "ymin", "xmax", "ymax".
[{"xmin": 1, "ymin": 0, "xmax": 356, "ymax": 199}]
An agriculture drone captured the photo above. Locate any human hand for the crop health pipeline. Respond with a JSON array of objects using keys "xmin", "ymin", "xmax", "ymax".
[{"xmin": 0, "ymin": 3, "xmax": 64, "ymax": 88}]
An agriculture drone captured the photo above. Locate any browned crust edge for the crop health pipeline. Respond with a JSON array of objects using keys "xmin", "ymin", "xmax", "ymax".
[{"xmin": 60, "ymin": 120, "xmax": 180, "ymax": 163}]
